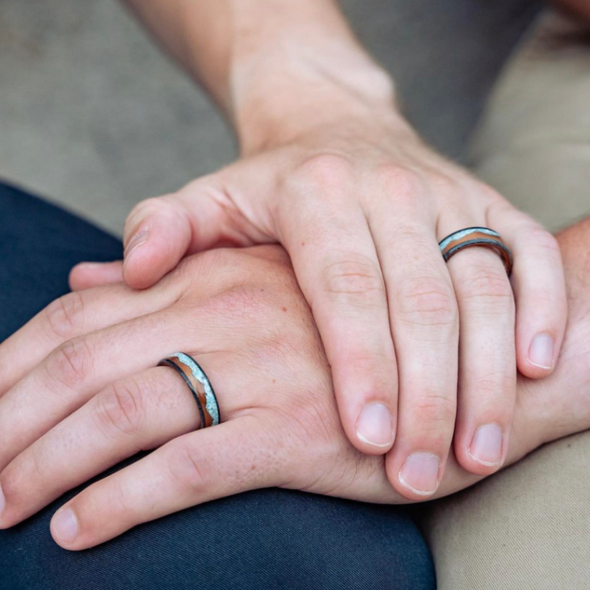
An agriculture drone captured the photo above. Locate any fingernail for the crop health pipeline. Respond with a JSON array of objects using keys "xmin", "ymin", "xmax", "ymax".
[
  {"xmin": 528, "ymin": 333, "xmax": 554, "ymax": 370},
  {"xmin": 469, "ymin": 424, "xmax": 504, "ymax": 466},
  {"xmin": 356, "ymin": 403, "xmax": 394, "ymax": 448},
  {"xmin": 0, "ymin": 483, "xmax": 5, "ymax": 522},
  {"xmin": 52, "ymin": 507, "xmax": 79, "ymax": 544},
  {"xmin": 399, "ymin": 453, "xmax": 440, "ymax": 496},
  {"xmin": 124, "ymin": 229, "xmax": 149, "ymax": 260}
]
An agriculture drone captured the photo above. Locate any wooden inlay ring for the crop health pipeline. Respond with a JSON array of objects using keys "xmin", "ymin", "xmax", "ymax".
[
  {"xmin": 439, "ymin": 227, "xmax": 513, "ymax": 276},
  {"xmin": 158, "ymin": 353, "xmax": 220, "ymax": 429}
]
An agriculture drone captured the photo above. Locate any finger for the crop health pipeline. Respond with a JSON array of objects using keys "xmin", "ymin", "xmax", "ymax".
[
  {"xmin": 122, "ymin": 175, "xmax": 249, "ymax": 290},
  {"xmin": 0, "ymin": 365, "xmax": 205, "ymax": 527},
  {"xmin": 49, "ymin": 417, "xmax": 278, "ymax": 550},
  {"xmin": 0, "ymin": 282, "xmax": 180, "ymax": 395},
  {"xmin": 443, "ymin": 220, "xmax": 517, "ymax": 476},
  {"xmin": 489, "ymin": 204, "xmax": 567, "ymax": 378},
  {"xmin": 69, "ymin": 261, "xmax": 124, "ymax": 291},
  {"xmin": 0, "ymin": 306, "xmax": 214, "ymax": 471},
  {"xmin": 281, "ymin": 175, "xmax": 398, "ymax": 454},
  {"xmin": 371, "ymin": 204, "xmax": 458, "ymax": 500}
]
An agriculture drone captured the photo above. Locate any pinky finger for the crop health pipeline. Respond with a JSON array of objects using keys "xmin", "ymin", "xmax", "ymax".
[
  {"xmin": 491, "ymin": 207, "xmax": 567, "ymax": 378},
  {"xmin": 50, "ymin": 416, "xmax": 279, "ymax": 550}
]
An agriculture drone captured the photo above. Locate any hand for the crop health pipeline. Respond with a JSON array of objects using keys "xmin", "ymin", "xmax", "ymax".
[
  {"xmin": 76, "ymin": 87, "xmax": 567, "ymax": 498},
  {"xmin": 1, "ymin": 237, "xmax": 589, "ymax": 550},
  {"xmin": 0, "ymin": 246, "xmax": 399, "ymax": 550}
]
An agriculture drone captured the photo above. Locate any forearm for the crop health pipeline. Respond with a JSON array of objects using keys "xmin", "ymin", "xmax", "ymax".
[{"xmin": 121, "ymin": 0, "xmax": 399, "ymax": 151}]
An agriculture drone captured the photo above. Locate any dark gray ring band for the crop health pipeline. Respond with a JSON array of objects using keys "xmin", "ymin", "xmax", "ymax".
[
  {"xmin": 158, "ymin": 358, "xmax": 207, "ymax": 428},
  {"xmin": 158, "ymin": 352, "xmax": 220, "ymax": 428},
  {"xmin": 439, "ymin": 226, "xmax": 513, "ymax": 276}
]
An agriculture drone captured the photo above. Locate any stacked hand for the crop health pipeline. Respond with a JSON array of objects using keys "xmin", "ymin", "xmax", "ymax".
[
  {"xmin": 1, "ymin": 234, "xmax": 589, "ymax": 550},
  {"xmin": 78, "ymin": 105, "xmax": 567, "ymax": 498}
]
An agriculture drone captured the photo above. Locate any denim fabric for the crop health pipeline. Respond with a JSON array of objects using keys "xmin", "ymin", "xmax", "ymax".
[{"xmin": 0, "ymin": 182, "xmax": 435, "ymax": 590}]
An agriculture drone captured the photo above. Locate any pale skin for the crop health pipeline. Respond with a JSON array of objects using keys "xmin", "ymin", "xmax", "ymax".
[
  {"xmin": 76, "ymin": 0, "xmax": 582, "ymax": 500},
  {"xmin": 0, "ymin": 217, "xmax": 588, "ymax": 550}
]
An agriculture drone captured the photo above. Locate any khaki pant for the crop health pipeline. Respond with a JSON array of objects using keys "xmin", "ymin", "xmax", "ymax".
[{"xmin": 424, "ymin": 10, "xmax": 590, "ymax": 589}]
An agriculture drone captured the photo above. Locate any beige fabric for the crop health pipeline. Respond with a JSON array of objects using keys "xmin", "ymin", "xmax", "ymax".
[
  {"xmin": 424, "ymin": 9, "xmax": 590, "ymax": 589},
  {"xmin": 470, "ymin": 9, "xmax": 590, "ymax": 232}
]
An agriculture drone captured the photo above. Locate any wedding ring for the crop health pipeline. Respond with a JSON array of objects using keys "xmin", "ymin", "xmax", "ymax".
[
  {"xmin": 158, "ymin": 352, "xmax": 220, "ymax": 428},
  {"xmin": 439, "ymin": 227, "xmax": 513, "ymax": 276}
]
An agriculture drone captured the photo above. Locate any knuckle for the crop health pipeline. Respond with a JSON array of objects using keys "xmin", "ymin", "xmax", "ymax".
[
  {"xmin": 412, "ymin": 392, "xmax": 457, "ymax": 430},
  {"xmin": 458, "ymin": 266, "xmax": 513, "ymax": 304},
  {"xmin": 45, "ymin": 338, "xmax": 92, "ymax": 390},
  {"xmin": 94, "ymin": 379, "xmax": 146, "ymax": 437},
  {"xmin": 322, "ymin": 256, "xmax": 385, "ymax": 307},
  {"xmin": 44, "ymin": 292, "xmax": 85, "ymax": 339},
  {"xmin": 167, "ymin": 442, "xmax": 210, "ymax": 493},
  {"xmin": 429, "ymin": 171, "xmax": 460, "ymax": 195},
  {"xmin": 395, "ymin": 277, "xmax": 458, "ymax": 327},
  {"xmin": 182, "ymin": 173, "xmax": 224, "ymax": 198},
  {"xmin": 292, "ymin": 153, "xmax": 354, "ymax": 189},
  {"xmin": 476, "ymin": 372, "xmax": 516, "ymax": 401},
  {"xmin": 27, "ymin": 444, "xmax": 47, "ymax": 481},
  {"xmin": 376, "ymin": 164, "xmax": 424, "ymax": 201},
  {"xmin": 110, "ymin": 477, "xmax": 135, "ymax": 518}
]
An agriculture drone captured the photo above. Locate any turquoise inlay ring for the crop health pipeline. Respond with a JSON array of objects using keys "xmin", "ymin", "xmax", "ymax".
[
  {"xmin": 438, "ymin": 226, "xmax": 513, "ymax": 276},
  {"xmin": 158, "ymin": 352, "xmax": 220, "ymax": 428}
]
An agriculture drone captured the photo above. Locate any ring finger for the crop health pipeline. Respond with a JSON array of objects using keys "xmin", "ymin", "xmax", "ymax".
[
  {"xmin": 440, "ymin": 215, "xmax": 517, "ymax": 476},
  {"xmin": 0, "ymin": 356, "xmax": 231, "ymax": 528},
  {"xmin": 0, "ymin": 304, "xmax": 223, "ymax": 472}
]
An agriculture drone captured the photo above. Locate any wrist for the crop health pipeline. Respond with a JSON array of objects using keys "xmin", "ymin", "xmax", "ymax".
[{"xmin": 227, "ymin": 33, "xmax": 403, "ymax": 155}]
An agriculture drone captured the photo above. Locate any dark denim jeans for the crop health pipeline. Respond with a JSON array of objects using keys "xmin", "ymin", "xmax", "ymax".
[{"xmin": 0, "ymin": 182, "xmax": 435, "ymax": 590}]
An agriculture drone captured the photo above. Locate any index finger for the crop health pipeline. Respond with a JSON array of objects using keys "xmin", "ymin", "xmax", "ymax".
[{"xmin": 284, "ymin": 202, "xmax": 398, "ymax": 454}]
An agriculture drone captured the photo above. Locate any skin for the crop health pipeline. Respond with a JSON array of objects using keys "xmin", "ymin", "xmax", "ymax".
[
  {"xmin": 77, "ymin": 0, "xmax": 570, "ymax": 500},
  {"xmin": 0, "ymin": 217, "xmax": 589, "ymax": 550}
]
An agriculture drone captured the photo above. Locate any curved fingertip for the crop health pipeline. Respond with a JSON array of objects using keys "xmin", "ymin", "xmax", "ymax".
[
  {"xmin": 51, "ymin": 506, "xmax": 81, "ymax": 550},
  {"xmin": 69, "ymin": 261, "xmax": 124, "ymax": 291},
  {"xmin": 386, "ymin": 451, "xmax": 442, "ymax": 502},
  {"xmin": 518, "ymin": 332, "xmax": 557, "ymax": 378},
  {"xmin": 454, "ymin": 424, "xmax": 507, "ymax": 477},
  {"xmin": 123, "ymin": 217, "xmax": 191, "ymax": 290},
  {"xmin": 122, "ymin": 236, "xmax": 185, "ymax": 290},
  {"xmin": 513, "ymin": 271, "xmax": 568, "ymax": 379},
  {"xmin": 517, "ymin": 314, "xmax": 567, "ymax": 378},
  {"xmin": 354, "ymin": 402, "xmax": 396, "ymax": 455}
]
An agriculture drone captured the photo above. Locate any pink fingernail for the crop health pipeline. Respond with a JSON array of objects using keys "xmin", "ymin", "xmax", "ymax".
[
  {"xmin": 52, "ymin": 507, "xmax": 79, "ymax": 544},
  {"xmin": 469, "ymin": 424, "xmax": 503, "ymax": 466},
  {"xmin": 528, "ymin": 333, "xmax": 554, "ymax": 369},
  {"xmin": 356, "ymin": 403, "xmax": 394, "ymax": 448},
  {"xmin": 124, "ymin": 229, "xmax": 149, "ymax": 260},
  {"xmin": 399, "ymin": 453, "xmax": 440, "ymax": 496}
]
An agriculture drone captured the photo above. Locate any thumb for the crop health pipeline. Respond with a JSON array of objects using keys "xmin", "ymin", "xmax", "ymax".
[{"xmin": 122, "ymin": 177, "xmax": 242, "ymax": 290}]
